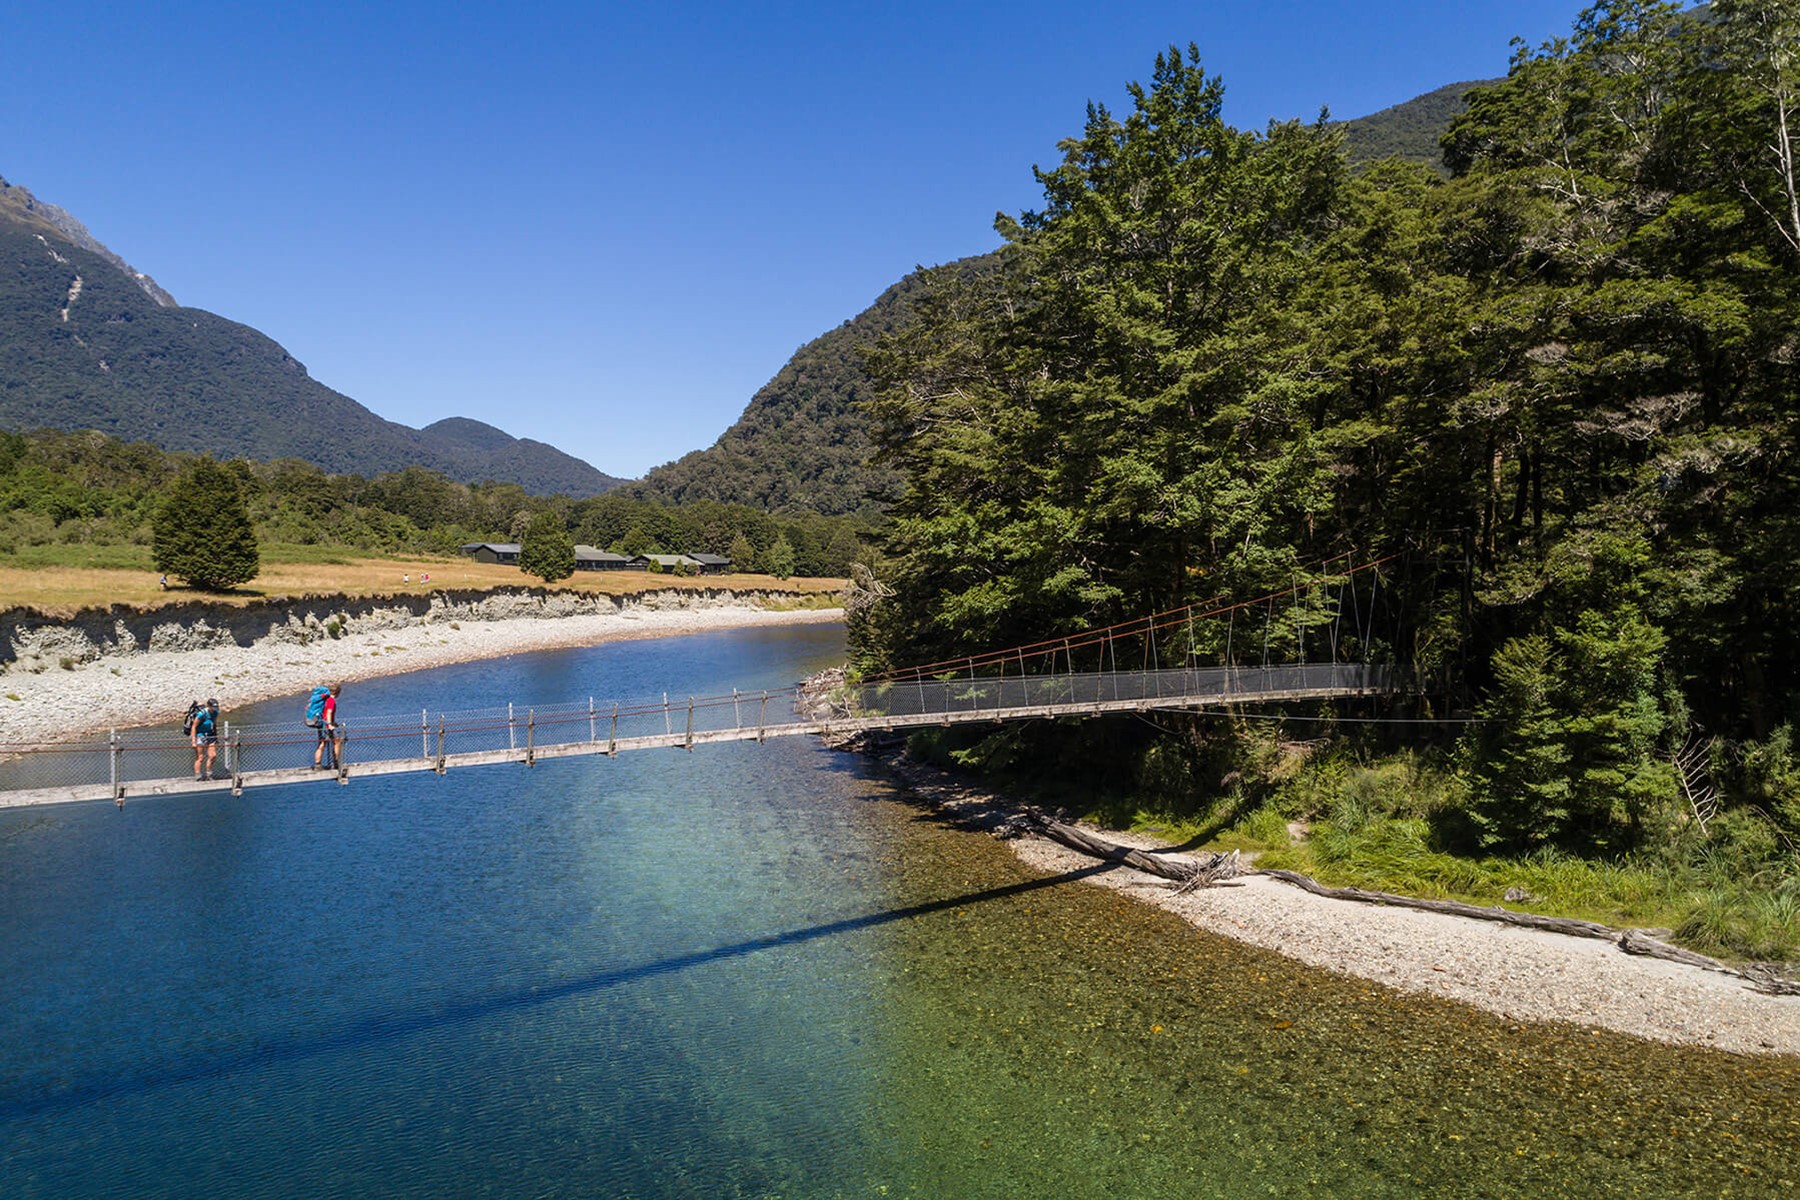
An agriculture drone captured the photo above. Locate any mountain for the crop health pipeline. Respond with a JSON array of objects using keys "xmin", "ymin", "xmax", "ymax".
[
  {"xmin": 1339, "ymin": 80, "xmax": 1496, "ymax": 171},
  {"xmin": 0, "ymin": 177, "xmax": 177, "ymax": 307},
  {"xmin": 0, "ymin": 177, "xmax": 622, "ymax": 497},
  {"xmin": 632, "ymin": 273, "xmax": 925, "ymax": 516},
  {"xmin": 636, "ymin": 82, "xmax": 1494, "ymax": 515}
]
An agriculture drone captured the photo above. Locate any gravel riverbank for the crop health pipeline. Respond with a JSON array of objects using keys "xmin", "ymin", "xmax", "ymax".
[
  {"xmin": 850, "ymin": 738, "xmax": 1800, "ymax": 1058},
  {"xmin": 0, "ymin": 595, "xmax": 843, "ymax": 745}
]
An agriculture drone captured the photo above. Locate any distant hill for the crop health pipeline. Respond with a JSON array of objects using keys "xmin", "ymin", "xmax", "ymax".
[
  {"xmin": 0, "ymin": 178, "xmax": 622, "ymax": 497},
  {"xmin": 1339, "ymin": 80, "xmax": 1496, "ymax": 172},
  {"xmin": 632, "ymin": 272, "xmax": 928, "ymax": 516}
]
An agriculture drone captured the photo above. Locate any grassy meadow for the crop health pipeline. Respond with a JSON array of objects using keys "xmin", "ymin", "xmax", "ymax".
[{"xmin": 0, "ymin": 542, "xmax": 845, "ymax": 617}]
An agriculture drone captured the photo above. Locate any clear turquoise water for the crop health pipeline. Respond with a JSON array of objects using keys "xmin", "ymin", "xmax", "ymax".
[{"xmin": 1, "ymin": 625, "xmax": 1795, "ymax": 1198}]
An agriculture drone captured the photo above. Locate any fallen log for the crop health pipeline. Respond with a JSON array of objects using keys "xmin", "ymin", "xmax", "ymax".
[
  {"xmin": 1023, "ymin": 812, "xmax": 1242, "ymax": 886},
  {"xmin": 1252, "ymin": 868, "xmax": 1621, "ymax": 941}
]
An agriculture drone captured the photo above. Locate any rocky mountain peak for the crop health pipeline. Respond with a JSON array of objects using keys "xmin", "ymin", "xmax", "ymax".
[{"xmin": 0, "ymin": 174, "xmax": 177, "ymax": 308}]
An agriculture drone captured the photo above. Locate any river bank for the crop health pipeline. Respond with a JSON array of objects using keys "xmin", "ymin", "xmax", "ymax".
[
  {"xmin": 838, "ymin": 733, "xmax": 1800, "ymax": 1058},
  {"xmin": 0, "ymin": 589, "xmax": 842, "ymax": 745}
]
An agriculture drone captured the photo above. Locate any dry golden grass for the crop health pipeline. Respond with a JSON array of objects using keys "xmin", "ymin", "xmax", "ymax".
[{"xmin": 0, "ymin": 554, "xmax": 844, "ymax": 619}]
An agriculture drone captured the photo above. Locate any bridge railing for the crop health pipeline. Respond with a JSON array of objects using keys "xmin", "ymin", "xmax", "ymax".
[
  {"xmin": 0, "ymin": 687, "xmax": 817, "ymax": 796},
  {"xmin": 839, "ymin": 663, "xmax": 1397, "ymax": 721},
  {"xmin": 0, "ymin": 664, "xmax": 1402, "ymax": 799}
]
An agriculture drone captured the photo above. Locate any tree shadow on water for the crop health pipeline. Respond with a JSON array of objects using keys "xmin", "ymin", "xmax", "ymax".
[{"xmin": 0, "ymin": 863, "xmax": 1118, "ymax": 1122}]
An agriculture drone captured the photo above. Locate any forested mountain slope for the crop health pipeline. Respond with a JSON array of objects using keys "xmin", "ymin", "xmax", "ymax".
[
  {"xmin": 635, "ymin": 80, "xmax": 1493, "ymax": 514},
  {"xmin": 1340, "ymin": 80, "xmax": 1494, "ymax": 169},
  {"xmin": 0, "ymin": 188, "xmax": 622, "ymax": 497},
  {"xmin": 632, "ymin": 271, "xmax": 929, "ymax": 516}
]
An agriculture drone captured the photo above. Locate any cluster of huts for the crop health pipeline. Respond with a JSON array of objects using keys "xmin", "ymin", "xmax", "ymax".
[{"xmin": 459, "ymin": 543, "xmax": 733, "ymax": 575}]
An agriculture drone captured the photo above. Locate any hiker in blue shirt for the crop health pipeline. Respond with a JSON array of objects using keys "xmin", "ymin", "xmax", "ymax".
[{"xmin": 191, "ymin": 698, "xmax": 220, "ymax": 781}]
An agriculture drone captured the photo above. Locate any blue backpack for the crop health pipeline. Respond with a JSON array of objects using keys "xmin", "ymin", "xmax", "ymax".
[{"xmin": 304, "ymin": 687, "xmax": 331, "ymax": 727}]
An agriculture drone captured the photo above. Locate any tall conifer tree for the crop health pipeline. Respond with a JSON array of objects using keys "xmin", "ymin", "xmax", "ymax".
[
  {"xmin": 518, "ymin": 510, "xmax": 575, "ymax": 582},
  {"xmin": 152, "ymin": 457, "xmax": 259, "ymax": 591}
]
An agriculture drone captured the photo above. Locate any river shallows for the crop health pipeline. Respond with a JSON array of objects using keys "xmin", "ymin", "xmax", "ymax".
[{"xmin": 1, "ymin": 624, "xmax": 1795, "ymax": 1198}]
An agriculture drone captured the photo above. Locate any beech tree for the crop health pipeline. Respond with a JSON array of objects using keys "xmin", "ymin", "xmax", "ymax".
[{"xmin": 152, "ymin": 457, "xmax": 259, "ymax": 591}]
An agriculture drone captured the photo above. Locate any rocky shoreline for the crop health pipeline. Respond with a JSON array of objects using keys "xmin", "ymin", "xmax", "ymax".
[{"xmin": 0, "ymin": 587, "xmax": 841, "ymax": 746}]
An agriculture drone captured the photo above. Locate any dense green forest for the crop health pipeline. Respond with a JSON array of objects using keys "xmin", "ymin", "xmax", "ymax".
[
  {"xmin": 855, "ymin": 0, "xmax": 1800, "ymax": 958},
  {"xmin": 0, "ymin": 428, "xmax": 868, "ymax": 578}
]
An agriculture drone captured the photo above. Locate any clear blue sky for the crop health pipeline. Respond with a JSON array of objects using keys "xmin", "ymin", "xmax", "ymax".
[{"xmin": 7, "ymin": 1, "xmax": 1597, "ymax": 480}]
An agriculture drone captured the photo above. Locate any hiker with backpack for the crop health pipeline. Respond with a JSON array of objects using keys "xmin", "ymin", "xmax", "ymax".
[
  {"xmin": 308, "ymin": 684, "xmax": 343, "ymax": 770},
  {"xmin": 190, "ymin": 698, "xmax": 221, "ymax": 781}
]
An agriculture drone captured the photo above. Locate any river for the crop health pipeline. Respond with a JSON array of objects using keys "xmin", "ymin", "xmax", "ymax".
[{"xmin": 0, "ymin": 623, "xmax": 1795, "ymax": 1198}]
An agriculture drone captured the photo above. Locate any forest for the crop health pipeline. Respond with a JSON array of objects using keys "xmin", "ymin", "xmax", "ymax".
[
  {"xmin": 0, "ymin": 429, "xmax": 870, "ymax": 579},
  {"xmin": 853, "ymin": 0, "xmax": 1800, "ymax": 958}
]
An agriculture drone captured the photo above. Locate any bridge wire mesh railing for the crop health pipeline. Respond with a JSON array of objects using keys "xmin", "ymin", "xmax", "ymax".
[
  {"xmin": 0, "ymin": 688, "xmax": 810, "ymax": 795},
  {"xmin": 0, "ymin": 662, "xmax": 1401, "ymax": 798}
]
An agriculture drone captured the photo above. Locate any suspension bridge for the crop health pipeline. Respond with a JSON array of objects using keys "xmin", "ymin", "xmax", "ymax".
[{"xmin": 0, "ymin": 554, "xmax": 1416, "ymax": 809}]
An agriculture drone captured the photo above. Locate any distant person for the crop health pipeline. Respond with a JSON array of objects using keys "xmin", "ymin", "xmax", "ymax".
[
  {"xmin": 159, "ymin": 574, "xmax": 168, "ymax": 590},
  {"xmin": 421, "ymin": 572, "xmax": 430, "ymax": 584},
  {"xmin": 191, "ymin": 698, "xmax": 220, "ymax": 781},
  {"xmin": 313, "ymin": 684, "xmax": 343, "ymax": 770},
  {"xmin": 404, "ymin": 573, "xmax": 410, "ymax": 585}
]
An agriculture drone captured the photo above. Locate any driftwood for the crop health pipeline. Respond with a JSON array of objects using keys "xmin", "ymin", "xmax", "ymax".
[
  {"xmin": 1025, "ymin": 812, "xmax": 1243, "ymax": 887},
  {"xmin": 1024, "ymin": 823, "xmax": 1800, "ymax": 996}
]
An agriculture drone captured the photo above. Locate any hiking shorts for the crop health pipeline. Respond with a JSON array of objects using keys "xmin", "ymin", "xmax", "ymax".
[
  {"xmin": 196, "ymin": 733, "xmax": 217, "ymax": 746},
  {"xmin": 317, "ymin": 724, "xmax": 340, "ymax": 743}
]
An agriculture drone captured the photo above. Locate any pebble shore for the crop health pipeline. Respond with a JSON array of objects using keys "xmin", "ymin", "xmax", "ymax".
[
  {"xmin": 1014, "ymin": 827, "xmax": 1800, "ymax": 1056},
  {"xmin": 0, "ymin": 601, "xmax": 843, "ymax": 746},
  {"xmin": 844, "ymin": 740, "xmax": 1800, "ymax": 1058}
]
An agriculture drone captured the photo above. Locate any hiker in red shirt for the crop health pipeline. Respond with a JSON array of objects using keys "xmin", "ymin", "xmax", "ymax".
[{"xmin": 313, "ymin": 684, "xmax": 343, "ymax": 769}]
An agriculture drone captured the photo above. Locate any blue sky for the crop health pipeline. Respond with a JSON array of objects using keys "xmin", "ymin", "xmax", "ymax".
[{"xmin": 7, "ymin": 1, "xmax": 1600, "ymax": 480}]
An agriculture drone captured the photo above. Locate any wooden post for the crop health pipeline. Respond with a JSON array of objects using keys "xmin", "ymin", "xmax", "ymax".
[
  {"xmin": 109, "ymin": 728, "xmax": 121, "ymax": 807},
  {"xmin": 422, "ymin": 709, "xmax": 429, "ymax": 758},
  {"xmin": 589, "ymin": 696, "xmax": 596, "ymax": 744},
  {"xmin": 526, "ymin": 708, "xmax": 536, "ymax": 766},
  {"xmin": 230, "ymin": 730, "xmax": 243, "ymax": 797},
  {"xmin": 508, "ymin": 701, "xmax": 516, "ymax": 751},
  {"xmin": 435, "ymin": 718, "xmax": 447, "ymax": 775},
  {"xmin": 758, "ymin": 691, "xmax": 767, "ymax": 743},
  {"xmin": 685, "ymin": 697, "xmax": 694, "ymax": 751},
  {"xmin": 609, "ymin": 703, "xmax": 619, "ymax": 756}
]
